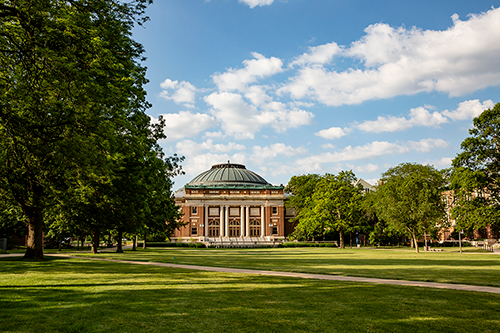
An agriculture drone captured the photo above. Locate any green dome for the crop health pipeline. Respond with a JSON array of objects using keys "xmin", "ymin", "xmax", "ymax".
[{"xmin": 187, "ymin": 163, "xmax": 269, "ymax": 187}]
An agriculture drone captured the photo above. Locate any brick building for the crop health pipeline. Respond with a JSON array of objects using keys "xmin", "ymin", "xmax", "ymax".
[{"xmin": 172, "ymin": 163, "xmax": 295, "ymax": 245}]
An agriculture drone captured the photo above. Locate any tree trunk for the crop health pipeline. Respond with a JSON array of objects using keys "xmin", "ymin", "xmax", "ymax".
[
  {"xmin": 23, "ymin": 206, "xmax": 44, "ymax": 260},
  {"xmin": 81, "ymin": 236, "xmax": 85, "ymax": 250},
  {"xmin": 132, "ymin": 235, "xmax": 137, "ymax": 251},
  {"xmin": 412, "ymin": 232, "xmax": 419, "ymax": 253},
  {"xmin": 143, "ymin": 234, "xmax": 147, "ymax": 249},
  {"xmin": 107, "ymin": 234, "xmax": 113, "ymax": 248},
  {"xmin": 116, "ymin": 230, "xmax": 123, "ymax": 253},
  {"xmin": 76, "ymin": 236, "xmax": 79, "ymax": 251},
  {"xmin": 349, "ymin": 232, "xmax": 352, "ymax": 249},
  {"xmin": 91, "ymin": 230, "xmax": 100, "ymax": 254},
  {"xmin": 339, "ymin": 229, "xmax": 345, "ymax": 249}
]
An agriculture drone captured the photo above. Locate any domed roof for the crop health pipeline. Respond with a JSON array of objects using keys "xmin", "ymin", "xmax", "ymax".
[{"xmin": 187, "ymin": 163, "xmax": 269, "ymax": 187}]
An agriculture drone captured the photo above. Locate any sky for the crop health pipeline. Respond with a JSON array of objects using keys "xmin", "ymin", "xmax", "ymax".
[{"xmin": 132, "ymin": 0, "xmax": 500, "ymax": 189}]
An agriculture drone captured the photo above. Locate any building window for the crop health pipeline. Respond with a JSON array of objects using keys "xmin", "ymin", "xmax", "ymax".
[
  {"xmin": 229, "ymin": 219, "xmax": 240, "ymax": 237},
  {"xmin": 191, "ymin": 207, "xmax": 198, "ymax": 215},
  {"xmin": 272, "ymin": 207, "xmax": 278, "ymax": 215},
  {"xmin": 272, "ymin": 227, "xmax": 278, "ymax": 235},
  {"xmin": 250, "ymin": 220, "xmax": 260, "ymax": 236},
  {"xmin": 191, "ymin": 225, "xmax": 198, "ymax": 235},
  {"xmin": 209, "ymin": 220, "xmax": 220, "ymax": 237}
]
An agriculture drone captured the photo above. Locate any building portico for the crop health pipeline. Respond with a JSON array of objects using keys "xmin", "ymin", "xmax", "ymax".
[{"xmin": 172, "ymin": 163, "xmax": 292, "ymax": 245}]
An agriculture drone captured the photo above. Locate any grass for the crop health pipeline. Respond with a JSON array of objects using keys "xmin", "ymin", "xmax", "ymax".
[
  {"xmin": 72, "ymin": 247, "xmax": 500, "ymax": 287},
  {"xmin": 1, "ymin": 256, "xmax": 500, "ymax": 333}
]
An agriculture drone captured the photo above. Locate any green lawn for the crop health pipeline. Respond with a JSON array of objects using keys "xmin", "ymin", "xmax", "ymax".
[
  {"xmin": 73, "ymin": 247, "xmax": 500, "ymax": 287},
  {"xmin": 1, "ymin": 256, "xmax": 500, "ymax": 333}
]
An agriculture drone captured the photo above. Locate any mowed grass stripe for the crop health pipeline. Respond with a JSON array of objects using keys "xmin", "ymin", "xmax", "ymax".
[
  {"xmin": 74, "ymin": 247, "xmax": 500, "ymax": 287},
  {"xmin": 1, "ymin": 256, "xmax": 500, "ymax": 333}
]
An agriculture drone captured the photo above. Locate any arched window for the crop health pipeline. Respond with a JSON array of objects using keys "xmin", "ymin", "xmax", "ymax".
[
  {"xmin": 250, "ymin": 219, "xmax": 260, "ymax": 237},
  {"xmin": 229, "ymin": 219, "xmax": 240, "ymax": 237},
  {"xmin": 208, "ymin": 219, "xmax": 220, "ymax": 237}
]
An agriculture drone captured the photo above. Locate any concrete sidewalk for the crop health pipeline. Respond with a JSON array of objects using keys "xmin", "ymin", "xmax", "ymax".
[{"xmin": 43, "ymin": 254, "xmax": 500, "ymax": 295}]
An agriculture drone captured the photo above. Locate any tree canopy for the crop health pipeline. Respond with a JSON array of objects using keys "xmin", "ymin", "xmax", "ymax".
[
  {"xmin": 284, "ymin": 174, "xmax": 320, "ymax": 220},
  {"xmin": 0, "ymin": 0, "xmax": 181, "ymax": 258},
  {"xmin": 292, "ymin": 171, "xmax": 364, "ymax": 248},
  {"xmin": 373, "ymin": 163, "xmax": 446, "ymax": 253},
  {"xmin": 451, "ymin": 102, "xmax": 500, "ymax": 235}
]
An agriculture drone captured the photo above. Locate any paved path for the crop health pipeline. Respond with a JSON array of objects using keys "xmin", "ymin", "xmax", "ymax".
[{"xmin": 41, "ymin": 254, "xmax": 500, "ymax": 295}]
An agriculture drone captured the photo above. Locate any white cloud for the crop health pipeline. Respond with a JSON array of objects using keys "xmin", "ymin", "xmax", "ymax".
[
  {"xmin": 212, "ymin": 52, "xmax": 283, "ymax": 92},
  {"xmin": 203, "ymin": 131, "xmax": 226, "ymax": 139},
  {"xmin": 176, "ymin": 139, "xmax": 246, "ymax": 157},
  {"xmin": 180, "ymin": 152, "xmax": 248, "ymax": 178},
  {"xmin": 175, "ymin": 140, "xmax": 248, "ymax": 177},
  {"xmin": 408, "ymin": 138, "xmax": 450, "ymax": 152},
  {"xmin": 442, "ymin": 99, "xmax": 495, "ymax": 120},
  {"xmin": 153, "ymin": 111, "xmax": 218, "ymax": 141},
  {"xmin": 295, "ymin": 138, "xmax": 450, "ymax": 167},
  {"xmin": 160, "ymin": 79, "xmax": 197, "ymax": 107},
  {"xmin": 432, "ymin": 157, "xmax": 453, "ymax": 168},
  {"xmin": 290, "ymin": 42, "xmax": 342, "ymax": 67},
  {"xmin": 321, "ymin": 143, "xmax": 336, "ymax": 149},
  {"xmin": 204, "ymin": 92, "xmax": 313, "ymax": 139},
  {"xmin": 357, "ymin": 106, "xmax": 448, "ymax": 133},
  {"xmin": 238, "ymin": 0, "xmax": 274, "ymax": 9},
  {"xmin": 251, "ymin": 143, "xmax": 308, "ymax": 162},
  {"xmin": 354, "ymin": 163, "xmax": 379, "ymax": 173},
  {"xmin": 315, "ymin": 126, "xmax": 350, "ymax": 139},
  {"xmin": 355, "ymin": 99, "xmax": 494, "ymax": 133},
  {"xmin": 280, "ymin": 7, "xmax": 500, "ymax": 106}
]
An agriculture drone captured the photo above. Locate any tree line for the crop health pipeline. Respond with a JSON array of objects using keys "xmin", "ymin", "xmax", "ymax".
[
  {"xmin": 286, "ymin": 103, "xmax": 500, "ymax": 253},
  {"xmin": 0, "ymin": 0, "xmax": 184, "ymax": 258}
]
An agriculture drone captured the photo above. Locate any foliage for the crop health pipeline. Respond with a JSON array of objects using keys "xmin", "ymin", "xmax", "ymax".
[
  {"xmin": 451, "ymin": 103, "xmax": 500, "ymax": 235},
  {"xmin": 293, "ymin": 171, "xmax": 364, "ymax": 248},
  {"xmin": 373, "ymin": 163, "xmax": 447, "ymax": 253},
  {"xmin": 284, "ymin": 174, "xmax": 320, "ymax": 221},
  {"xmin": 368, "ymin": 221, "xmax": 401, "ymax": 246},
  {"xmin": 0, "ymin": 0, "xmax": 181, "ymax": 258},
  {"xmin": 281, "ymin": 242, "xmax": 337, "ymax": 247}
]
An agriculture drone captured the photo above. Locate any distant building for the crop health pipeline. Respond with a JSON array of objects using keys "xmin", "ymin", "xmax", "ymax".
[
  {"xmin": 439, "ymin": 189, "xmax": 498, "ymax": 242},
  {"xmin": 353, "ymin": 178, "xmax": 376, "ymax": 194},
  {"xmin": 173, "ymin": 163, "xmax": 296, "ymax": 245}
]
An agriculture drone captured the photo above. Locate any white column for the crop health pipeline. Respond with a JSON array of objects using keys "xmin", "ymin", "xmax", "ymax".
[
  {"xmin": 225, "ymin": 205, "xmax": 229, "ymax": 237},
  {"xmin": 260, "ymin": 205, "xmax": 265, "ymax": 237},
  {"xmin": 219, "ymin": 205, "xmax": 224, "ymax": 237},
  {"xmin": 204, "ymin": 205, "xmax": 209, "ymax": 237},
  {"xmin": 245, "ymin": 206, "xmax": 250, "ymax": 237},
  {"xmin": 240, "ymin": 206, "xmax": 244, "ymax": 237}
]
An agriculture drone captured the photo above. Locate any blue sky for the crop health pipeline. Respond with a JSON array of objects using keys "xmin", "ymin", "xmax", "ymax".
[{"xmin": 133, "ymin": 0, "xmax": 500, "ymax": 189}]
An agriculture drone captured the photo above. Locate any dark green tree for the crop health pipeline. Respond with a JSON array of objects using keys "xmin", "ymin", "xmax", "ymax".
[
  {"xmin": 451, "ymin": 103, "xmax": 500, "ymax": 236},
  {"xmin": 294, "ymin": 171, "xmax": 363, "ymax": 248},
  {"xmin": 374, "ymin": 163, "xmax": 446, "ymax": 253},
  {"xmin": 284, "ymin": 174, "xmax": 321, "ymax": 220},
  {"xmin": 0, "ymin": 0, "xmax": 153, "ymax": 259}
]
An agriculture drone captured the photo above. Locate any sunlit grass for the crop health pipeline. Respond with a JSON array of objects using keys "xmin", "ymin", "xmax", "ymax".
[
  {"xmin": 1, "ymin": 256, "xmax": 500, "ymax": 333},
  {"xmin": 75, "ymin": 247, "xmax": 500, "ymax": 287}
]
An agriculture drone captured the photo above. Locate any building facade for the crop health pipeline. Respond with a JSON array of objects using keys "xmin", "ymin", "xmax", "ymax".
[{"xmin": 172, "ymin": 163, "xmax": 295, "ymax": 245}]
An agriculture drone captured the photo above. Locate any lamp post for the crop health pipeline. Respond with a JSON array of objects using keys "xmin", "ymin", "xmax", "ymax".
[{"xmin": 459, "ymin": 229, "xmax": 463, "ymax": 254}]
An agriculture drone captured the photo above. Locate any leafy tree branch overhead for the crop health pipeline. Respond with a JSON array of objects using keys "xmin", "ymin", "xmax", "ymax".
[{"xmin": 0, "ymin": 0, "xmax": 182, "ymax": 259}]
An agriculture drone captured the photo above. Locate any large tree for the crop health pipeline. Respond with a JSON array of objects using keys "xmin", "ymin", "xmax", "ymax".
[
  {"xmin": 284, "ymin": 174, "xmax": 321, "ymax": 220},
  {"xmin": 0, "ymin": 0, "xmax": 153, "ymax": 259},
  {"xmin": 294, "ymin": 171, "xmax": 363, "ymax": 248},
  {"xmin": 451, "ymin": 103, "xmax": 500, "ymax": 235},
  {"xmin": 374, "ymin": 163, "xmax": 446, "ymax": 253}
]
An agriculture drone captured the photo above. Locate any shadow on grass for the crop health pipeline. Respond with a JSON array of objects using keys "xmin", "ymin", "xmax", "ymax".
[{"xmin": 1, "ymin": 258, "xmax": 499, "ymax": 333}]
